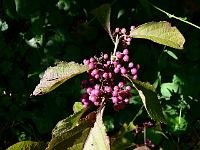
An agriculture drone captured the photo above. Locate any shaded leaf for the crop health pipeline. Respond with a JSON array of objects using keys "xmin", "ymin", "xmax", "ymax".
[
  {"xmin": 130, "ymin": 21, "xmax": 185, "ymax": 49},
  {"xmin": 7, "ymin": 141, "xmax": 47, "ymax": 150},
  {"xmin": 83, "ymin": 108, "xmax": 110, "ymax": 150},
  {"xmin": 32, "ymin": 62, "xmax": 88, "ymax": 96},
  {"xmin": 127, "ymin": 76, "xmax": 166, "ymax": 123},
  {"xmin": 52, "ymin": 109, "xmax": 85, "ymax": 138},
  {"xmin": 111, "ymin": 122, "xmax": 136, "ymax": 150},
  {"xmin": 91, "ymin": 4, "xmax": 113, "ymax": 41},
  {"xmin": 46, "ymin": 120, "xmax": 92, "ymax": 150}
]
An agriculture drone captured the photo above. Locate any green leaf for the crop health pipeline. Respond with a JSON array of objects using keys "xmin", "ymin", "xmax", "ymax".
[
  {"xmin": 83, "ymin": 109, "xmax": 110, "ymax": 150},
  {"xmin": 127, "ymin": 76, "xmax": 166, "ymax": 123},
  {"xmin": 111, "ymin": 122, "xmax": 136, "ymax": 150},
  {"xmin": 0, "ymin": 20, "xmax": 8, "ymax": 31},
  {"xmin": 7, "ymin": 141, "xmax": 47, "ymax": 150},
  {"xmin": 46, "ymin": 120, "xmax": 92, "ymax": 150},
  {"xmin": 91, "ymin": 4, "xmax": 113, "ymax": 41},
  {"xmin": 32, "ymin": 62, "xmax": 88, "ymax": 96},
  {"xmin": 52, "ymin": 109, "xmax": 85, "ymax": 138},
  {"xmin": 73, "ymin": 102, "xmax": 83, "ymax": 113},
  {"xmin": 130, "ymin": 21, "xmax": 185, "ymax": 49}
]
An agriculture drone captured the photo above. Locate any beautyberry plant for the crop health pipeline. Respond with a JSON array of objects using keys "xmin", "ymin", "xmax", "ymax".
[{"xmin": 81, "ymin": 27, "xmax": 139, "ymax": 110}]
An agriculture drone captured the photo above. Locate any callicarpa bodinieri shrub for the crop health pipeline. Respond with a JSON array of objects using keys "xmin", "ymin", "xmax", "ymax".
[
  {"xmin": 7, "ymin": 3, "xmax": 185, "ymax": 150},
  {"xmin": 81, "ymin": 27, "xmax": 139, "ymax": 110}
]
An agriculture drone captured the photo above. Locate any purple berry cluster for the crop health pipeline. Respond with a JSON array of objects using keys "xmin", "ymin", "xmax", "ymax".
[
  {"xmin": 81, "ymin": 48, "xmax": 139, "ymax": 110},
  {"xmin": 113, "ymin": 26, "xmax": 135, "ymax": 46}
]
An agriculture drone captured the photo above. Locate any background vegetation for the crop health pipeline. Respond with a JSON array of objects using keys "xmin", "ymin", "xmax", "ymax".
[{"xmin": 0, "ymin": 0, "xmax": 200, "ymax": 149}]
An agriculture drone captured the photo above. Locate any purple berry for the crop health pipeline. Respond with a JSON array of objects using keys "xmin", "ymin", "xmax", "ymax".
[
  {"xmin": 128, "ymin": 62, "xmax": 134, "ymax": 68},
  {"xmin": 114, "ymin": 86, "xmax": 119, "ymax": 91},
  {"xmin": 124, "ymin": 98, "xmax": 129, "ymax": 103},
  {"xmin": 116, "ymin": 64, "xmax": 121, "ymax": 68},
  {"xmin": 107, "ymin": 61, "xmax": 111, "ymax": 65},
  {"xmin": 105, "ymin": 86, "xmax": 112, "ymax": 93},
  {"xmin": 121, "ymin": 28, "xmax": 126, "ymax": 34},
  {"xmin": 115, "ymin": 28, "xmax": 120, "ymax": 33},
  {"xmin": 109, "ymin": 72, "xmax": 112, "ymax": 78},
  {"xmin": 94, "ymin": 84, "xmax": 100, "ymax": 90},
  {"xmin": 120, "ymin": 67, "xmax": 127, "ymax": 74},
  {"xmin": 123, "ymin": 49, "xmax": 129, "ymax": 55},
  {"xmin": 126, "ymin": 38, "xmax": 131, "ymax": 42},
  {"xmin": 90, "ymin": 57, "xmax": 95, "ymax": 62},
  {"xmin": 94, "ymin": 74, "xmax": 99, "ymax": 79},
  {"xmin": 123, "ymin": 55, "xmax": 129, "ymax": 62},
  {"xmin": 88, "ymin": 63, "xmax": 94, "ymax": 69},
  {"xmin": 89, "ymin": 95, "xmax": 97, "ymax": 102},
  {"xmin": 103, "ymin": 54, "xmax": 109, "ymax": 59},
  {"xmin": 112, "ymin": 97, "xmax": 118, "ymax": 103},
  {"xmin": 131, "ymin": 26, "xmax": 135, "ymax": 30},
  {"xmin": 118, "ymin": 82, "xmax": 124, "ymax": 88},
  {"xmin": 126, "ymin": 86, "xmax": 131, "ymax": 91},
  {"xmin": 131, "ymin": 68, "xmax": 137, "ymax": 75},
  {"xmin": 116, "ymin": 52, "xmax": 123, "ymax": 59},
  {"xmin": 114, "ymin": 68, "xmax": 120, "ymax": 73},
  {"xmin": 103, "ymin": 72, "xmax": 108, "ymax": 79},
  {"xmin": 83, "ymin": 59, "xmax": 90, "ymax": 65},
  {"xmin": 112, "ymin": 91, "xmax": 118, "ymax": 97},
  {"xmin": 86, "ymin": 87, "xmax": 92, "ymax": 94}
]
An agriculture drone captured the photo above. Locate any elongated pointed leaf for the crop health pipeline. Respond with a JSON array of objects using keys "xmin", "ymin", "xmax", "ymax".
[
  {"xmin": 91, "ymin": 4, "xmax": 113, "ymax": 40},
  {"xmin": 130, "ymin": 21, "xmax": 185, "ymax": 49},
  {"xmin": 52, "ymin": 109, "xmax": 85, "ymax": 138},
  {"xmin": 83, "ymin": 109, "xmax": 110, "ymax": 150},
  {"xmin": 46, "ymin": 119, "xmax": 92, "ymax": 150},
  {"xmin": 127, "ymin": 76, "xmax": 166, "ymax": 123},
  {"xmin": 7, "ymin": 141, "xmax": 47, "ymax": 150},
  {"xmin": 32, "ymin": 62, "xmax": 88, "ymax": 96}
]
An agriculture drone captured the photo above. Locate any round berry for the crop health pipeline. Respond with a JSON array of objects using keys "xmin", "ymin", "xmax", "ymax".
[
  {"xmin": 94, "ymin": 74, "xmax": 99, "ymax": 79},
  {"xmin": 89, "ymin": 95, "xmax": 97, "ymax": 102},
  {"xmin": 114, "ymin": 86, "xmax": 119, "ymax": 91},
  {"xmin": 103, "ymin": 72, "xmax": 108, "ymax": 79},
  {"xmin": 90, "ymin": 57, "xmax": 95, "ymax": 62},
  {"xmin": 123, "ymin": 49, "xmax": 129, "ymax": 55},
  {"xmin": 103, "ymin": 54, "xmax": 109, "ymax": 59},
  {"xmin": 126, "ymin": 86, "xmax": 131, "ymax": 91},
  {"xmin": 105, "ymin": 86, "xmax": 112, "ymax": 93},
  {"xmin": 124, "ymin": 98, "xmax": 129, "ymax": 103},
  {"xmin": 116, "ymin": 64, "xmax": 121, "ymax": 68},
  {"xmin": 120, "ymin": 67, "xmax": 127, "ymax": 74},
  {"xmin": 123, "ymin": 55, "xmax": 129, "ymax": 62},
  {"xmin": 114, "ymin": 68, "xmax": 120, "ymax": 73},
  {"xmin": 116, "ymin": 52, "xmax": 123, "ymax": 59},
  {"xmin": 83, "ymin": 59, "xmax": 90, "ymax": 65},
  {"xmin": 118, "ymin": 82, "xmax": 124, "ymax": 88},
  {"xmin": 126, "ymin": 38, "xmax": 131, "ymax": 42},
  {"xmin": 115, "ymin": 28, "xmax": 120, "ymax": 33},
  {"xmin": 128, "ymin": 62, "xmax": 134, "ymax": 68},
  {"xmin": 86, "ymin": 87, "xmax": 92, "ymax": 94},
  {"xmin": 131, "ymin": 68, "xmax": 137, "ymax": 75},
  {"xmin": 112, "ymin": 91, "xmax": 118, "ymax": 97},
  {"xmin": 131, "ymin": 26, "xmax": 135, "ymax": 30},
  {"xmin": 112, "ymin": 97, "xmax": 118, "ymax": 103},
  {"xmin": 121, "ymin": 28, "xmax": 126, "ymax": 34},
  {"xmin": 88, "ymin": 63, "xmax": 94, "ymax": 69},
  {"xmin": 94, "ymin": 84, "xmax": 100, "ymax": 90}
]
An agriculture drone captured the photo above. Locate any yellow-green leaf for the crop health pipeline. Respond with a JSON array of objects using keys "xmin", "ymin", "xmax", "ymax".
[
  {"xmin": 130, "ymin": 21, "xmax": 185, "ymax": 49},
  {"xmin": 83, "ymin": 109, "xmax": 110, "ymax": 150},
  {"xmin": 32, "ymin": 61, "xmax": 88, "ymax": 96},
  {"xmin": 7, "ymin": 141, "xmax": 47, "ymax": 150},
  {"xmin": 127, "ymin": 76, "xmax": 166, "ymax": 123}
]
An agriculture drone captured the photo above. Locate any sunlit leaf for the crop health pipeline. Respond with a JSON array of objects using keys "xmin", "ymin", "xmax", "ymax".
[
  {"xmin": 52, "ymin": 109, "xmax": 85, "ymax": 138},
  {"xmin": 32, "ymin": 61, "xmax": 88, "ymax": 96},
  {"xmin": 0, "ymin": 20, "xmax": 8, "ymax": 31},
  {"xmin": 127, "ymin": 76, "xmax": 166, "ymax": 123},
  {"xmin": 130, "ymin": 21, "xmax": 185, "ymax": 49},
  {"xmin": 46, "ymin": 120, "xmax": 92, "ymax": 150},
  {"xmin": 91, "ymin": 4, "xmax": 113, "ymax": 41},
  {"xmin": 83, "ymin": 108, "xmax": 110, "ymax": 150},
  {"xmin": 7, "ymin": 141, "xmax": 47, "ymax": 150},
  {"xmin": 73, "ymin": 102, "xmax": 83, "ymax": 113}
]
